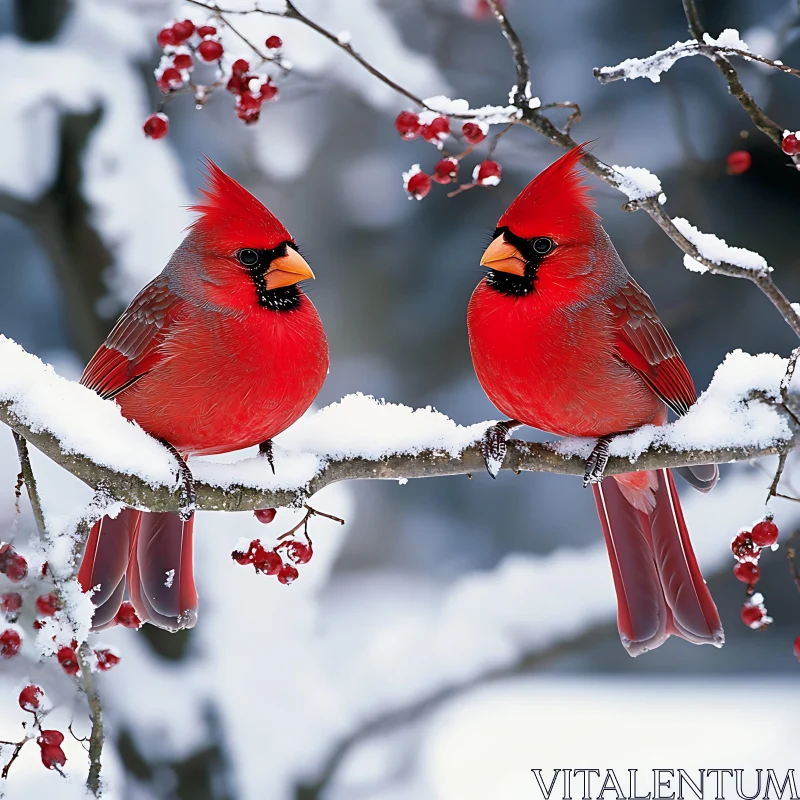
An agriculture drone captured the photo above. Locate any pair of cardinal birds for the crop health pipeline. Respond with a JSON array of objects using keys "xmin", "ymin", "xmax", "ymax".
[{"xmin": 77, "ymin": 146, "xmax": 723, "ymax": 655}]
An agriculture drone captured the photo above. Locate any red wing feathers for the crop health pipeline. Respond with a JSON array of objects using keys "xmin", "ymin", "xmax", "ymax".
[
  {"xmin": 609, "ymin": 281, "xmax": 696, "ymax": 416},
  {"xmin": 80, "ymin": 275, "xmax": 180, "ymax": 400}
]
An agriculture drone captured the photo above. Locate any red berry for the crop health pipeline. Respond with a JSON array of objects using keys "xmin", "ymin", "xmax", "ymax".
[
  {"xmin": 1, "ymin": 546, "xmax": 28, "ymax": 583},
  {"xmin": 158, "ymin": 66, "xmax": 183, "ymax": 92},
  {"xmin": 0, "ymin": 628, "xmax": 21, "ymax": 658},
  {"xmin": 259, "ymin": 78, "xmax": 279, "ymax": 101},
  {"xmin": 197, "ymin": 39, "xmax": 224, "ymax": 62},
  {"xmin": 286, "ymin": 541, "xmax": 313, "ymax": 565},
  {"xmin": 265, "ymin": 35, "xmax": 283, "ymax": 49},
  {"xmin": 731, "ymin": 531, "xmax": 760, "ymax": 562},
  {"xmin": 197, "ymin": 24, "xmax": 217, "ymax": 37},
  {"xmin": 157, "ymin": 27, "xmax": 178, "ymax": 47},
  {"xmin": 173, "ymin": 53, "xmax": 193, "ymax": 70},
  {"xmin": 143, "ymin": 113, "xmax": 168, "ymax": 140},
  {"xmin": 395, "ymin": 111, "xmax": 421, "ymax": 140},
  {"xmin": 226, "ymin": 74, "xmax": 249, "ymax": 94},
  {"xmin": 231, "ymin": 58, "xmax": 249, "ymax": 76},
  {"xmin": 95, "ymin": 648, "xmax": 120, "ymax": 671},
  {"xmin": 172, "ymin": 19, "xmax": 194, "ymax": 43},
  {"xmin": 39, "ymin": 744, "xmax": 67, "ymax": 770},
  {"xmin": 255, "ymin": 508, "xmax": 276, "ymax": 524},
  {"xmin": 734, "ymin": 561, "xmax": 760, "ymax": 585},
  {"xmin": 277, "ymin": 564, "xmax": 299, "ymax": 584},
  {"xmin": 421, "ymin": 116, "xmax": 450, "ymax": 143},
  {"xmin": 253, "ymin": 548, "xmax": 282, "ymax": 575},
  {"xmin": 474, "ymin": 159, "xmax": 502, "ymax": 186},
  {"xmin": 433, "ymin": 157, "xmax": 459, "ymax": 184},
  {"xmin": 406, "ymin": 170, "xmax": 432, "ymax": 200},
  {"xmin": 726, "ymin": 150, "xmax": 751, "ymax": 175},
  {"xmin": 462, "ymin": 121, "xmax": 487, "ymax": 145},
  {"xmin": 794, "ymin": 635, "xmax": 800, "ymax": 661},
  {"xmin": 782, "ymin": 133, "xmax": 800, "ymax": 156},
  {"xmin": 0, "ymin": 592, "xmax": 22, "ymax": 614},
  {"xmin": 741, "ymin": 603, "xmax": 764, "ymax": 628},
  {"xmin": 751, "ymin": 518, "xmax": 779, "ymax": 547},
  {"xmin": 57, "ymin": 646, "xmax": 79, "ymax": 676},
  {"xmin": 35, "ymin": 593, "xmax": 60, "ymax": 617},
  {"xmin": 236, "ymin": 91, "xmax": 262, "ymax": 123},
  {"xmin": 18, "ymin": 684, "xmax": 43, "ymax": 712},
  {"xmin": 115, "ymin": 601, "xmax": 141, "ymax": 629},
  {"xmin": 39, "ymin": 729, "xmax": 64, "ymax": 747}
]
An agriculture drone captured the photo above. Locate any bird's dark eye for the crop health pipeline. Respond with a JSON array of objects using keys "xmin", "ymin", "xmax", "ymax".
[
  {"xmin": 532, "ymin": 237, "xmax": 555, "ymax": 255},
  {"xmin": 237, "ymin": 248, "xmax": 259, "ymax": 267}
]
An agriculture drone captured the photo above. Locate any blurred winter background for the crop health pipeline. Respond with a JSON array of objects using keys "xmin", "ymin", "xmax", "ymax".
[{"xmin": 1, "ymin": 0, "xmax": 800, "ymax": 797}]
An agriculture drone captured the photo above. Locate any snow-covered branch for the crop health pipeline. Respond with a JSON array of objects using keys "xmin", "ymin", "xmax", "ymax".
[{"xmin": 0, "ymin": 337, "xmax": 798, "ymax": 516}]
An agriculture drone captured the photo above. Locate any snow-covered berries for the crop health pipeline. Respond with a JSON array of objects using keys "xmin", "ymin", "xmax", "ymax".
[
  {"xmin": 751, "ymin": 517, "xmax": 779, "ymax": 547},
  {"xmin": 232, "ymin": 534, "xmax": 314, "ymax": 584},
  {"xmin": 0, "ymin": 544, "xmax": 28, "ymax": 583},
  {"xmin": 18, "ymin": 684, "xmax": 43, "ymax": 712},
  {"xmin": 405, "ymin": 168, "xmax": 432, "ymax": 200},
  {"xmin": 265, "ymin": 35, "xmax": 283, "ymax": 50},
  {"xmin": 95, "ymin": 648, "xmax": 121, "ymax": 671},
  {"xmin": 0, "ymin": 592, "xmax": 22, "ymax": 615},
  {"xmin": 35, "ymin": 593, "xmax": 60, "ymax": 617},
  {"xmin": 37, "ymin": 730, "xmax": 66, "ymax": 770},
  {"xmin": 57, "ymin": 646, "xmax": 79, "ymax": 676},
  {"xmin": 421, "ymin": 116, "xmax": 450, "ymax": 144},
  {"xmin": 197, "ymin": 25, "xmax": 217, "ymax": 38},
  {"xmin": 733, "ymin": 561, "xmax": 760, "ymax": 585},
  {"xmin": 473, "ymin": 159, "xmax": 502, "ymax": 186},
  {"xmin": 255, "ymin": 508, "xmax": 277, "ymax": 524},
  {"xmin": 395, "ymin": 111, "xmax": 421, "ymax": 140},
  {"xmin": 433, "ymin": 158, "xmax": 459, "ymax": 184},
  {"xmin": 462, "ymin": 121, "xmax": 487, "ymax": 144},
  {"xmin": 197, "ymin": 39, "xmax": 224, "ymax": 62},
  {"xmin": 782, "ymin": 132, "xmax": 800, "ymax": 156},
  {"xmin": 143, "ymin": 113, "xmax": 169, "ymax": 140},
  {"xmin": 0, "ymin": 628, "xmax": 22, "ymax": 658}
]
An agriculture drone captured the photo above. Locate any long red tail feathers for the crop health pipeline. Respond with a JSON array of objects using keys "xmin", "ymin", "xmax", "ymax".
[
  {"xmin": 593, "ymin": 468, "xmax": 723, "ymax": 657},
  {"xmin": 79, "ymin": 510, "xmax": 198, "ymax": 632}
]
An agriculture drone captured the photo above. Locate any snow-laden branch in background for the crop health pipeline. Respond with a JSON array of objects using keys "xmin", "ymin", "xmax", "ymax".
[
  {"xmin": 0, "ymin": 336, "xmax": 797, "ymax": 516},
  {"xmin": 593, "ymin": 29, "xmax": 800, "ymax": 84},
  {"xmin": 672, "ymin": 217, "xmax": 770, "ymax": 275}
]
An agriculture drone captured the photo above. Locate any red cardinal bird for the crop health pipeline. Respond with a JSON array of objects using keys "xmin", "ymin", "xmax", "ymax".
[
  {"xmin": 78, "ymin": 159, "xmax": 328, "ymax": 631},
  {"xmin": 467, "ymin": 145, "xmax": 723, "ymax": 655}
]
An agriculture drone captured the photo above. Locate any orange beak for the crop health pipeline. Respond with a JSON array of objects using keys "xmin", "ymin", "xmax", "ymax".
[
  {"xmin": 480, "ymin": 233, "xmax": 526, "ymax": 277},
  {"xmin": 265, "ymin": 247, "xmax": 315, "ymax": 290}
]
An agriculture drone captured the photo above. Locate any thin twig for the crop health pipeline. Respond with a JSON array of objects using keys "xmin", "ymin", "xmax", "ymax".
[
  {"xmin": 12, "ymin": 432, "xmax": 46, "ymax": 538},
  {"xmin": 485, "ymin": 0, "xmax": 530, "ymax": 105},
  {"xmin": 276, "ymin": 504, "xmax": 345, "ymax": 541},
  {"xmin": 766, "ymin": 449, "xmax": 789, "ymax": 503},
  {"xmin": 78, "ymin": 643, "xmax": 104, "ymax": 796}
]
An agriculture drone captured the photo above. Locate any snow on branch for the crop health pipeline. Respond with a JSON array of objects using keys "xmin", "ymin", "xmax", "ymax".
[
  {"xmin": 0, "ymin": 336, "xmax": 798, "ymax": 516},
  {"xmin": 671, "ymin": 217, "xmax": 770, "ymax": 274},
  {"xmin": 593, "ymin": 29, "xmax": 800, "ymax": 85}
]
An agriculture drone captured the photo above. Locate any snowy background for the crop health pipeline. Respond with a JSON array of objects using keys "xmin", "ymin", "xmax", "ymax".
[{"xmin": 1, "ymin": 0, "xmax": 800, "ymax": 797}]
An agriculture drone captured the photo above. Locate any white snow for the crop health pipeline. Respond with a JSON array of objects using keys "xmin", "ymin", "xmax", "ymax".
[
  {"xmin": 556, "ymin": 350, "xmax": 793, "ymax": 462},
  {"xmin": 611, "ymin": 165, "xmax": 663, "ymax": 201},
  {"xmin": 596, "ymin": 29, "xmax": 750, "ymax": 83},
  {"xmin": 422, "ymin": 95, "xmax": 521, "ymax": 125},
  {"xmin": 672, "ymin": 217, "xmax": 770, "ymax": 273}
]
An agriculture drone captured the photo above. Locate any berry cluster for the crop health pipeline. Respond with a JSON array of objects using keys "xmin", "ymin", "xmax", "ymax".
[
  {"xmin": 144, "ymin": 18, "xmax": 285, "ymax": 139},
  {"xmin": 395, "ymin": 110, "xmax": 502, "ymax": 200},
  {"xmin": 782, "ymin": 131, "xmax": 800, "ymax": 156},
  {"xmin": 231, "ymin": 534, "xmax": 313, "ymax": 586},
  {"xmin": 731, "ymin": 515, "xmax": 779, "ymax": 630},
  {"xmin": 5, "ymin": 684, "xmax": 67, "ymax": 773}
]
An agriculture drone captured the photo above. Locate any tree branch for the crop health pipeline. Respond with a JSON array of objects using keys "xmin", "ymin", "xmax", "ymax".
[
  {"xmin": 485, "ymin": 0, "xmax": 531, "ymax": 106},
  {"xmin": 1, "ymin": 393, "xmax": 797, "ymax": 516}
]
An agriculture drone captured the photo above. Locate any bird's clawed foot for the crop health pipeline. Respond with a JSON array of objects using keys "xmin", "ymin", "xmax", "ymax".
[
  {"xmin": 259, "ymin": 439, "xmax": 276, "ymax": 474},
  {"xmin": 583, "ymin": 435, "xmax": 613, "ymax": 487},
  {"xmin": 161, "ymin": 440, "xmax": 196, "ymax": 521},
  {"xmin": 480, "ymin": 420, "xmax": 521, "ymax": 479}
]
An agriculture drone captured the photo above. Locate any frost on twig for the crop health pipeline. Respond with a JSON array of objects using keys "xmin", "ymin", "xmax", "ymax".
[
  {"xmin": 594, "ymin": 29, "xmax": 754, "ymax": 84},
  {"xmin": 671, "ymin": 217, "xmax": 770, "ymax": 275}
]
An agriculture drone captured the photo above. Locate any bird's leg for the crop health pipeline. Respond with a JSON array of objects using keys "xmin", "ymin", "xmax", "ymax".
[
  {"xmin": 480, "ymin": 419, "xmax": 522, "ymax": 479},
  {"xmin": 583, "ymin": 435, "xmax": 614, "ymax": 487},
  {"xmin": 258, "ymin": 439, "xmax": 276, "ymax": 474},
  {"xmin": 160, "ymin": 440, "xmax": 196, "ymax": 521}
]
